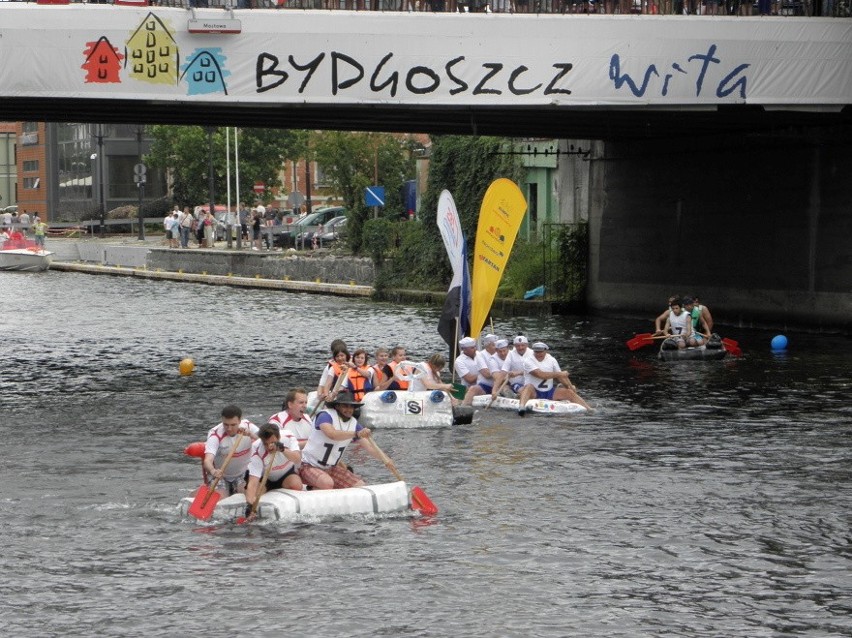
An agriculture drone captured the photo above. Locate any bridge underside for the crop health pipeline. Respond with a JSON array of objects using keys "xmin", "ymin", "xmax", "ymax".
[{"xmin": 1, "ymin": 97, "xmax": 849, "ymax": 140}]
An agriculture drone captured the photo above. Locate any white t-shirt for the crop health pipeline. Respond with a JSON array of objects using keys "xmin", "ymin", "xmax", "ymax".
[
  {"xmin": 474, "ymin": 349, "xmax": 500, "ymax": 386},
  {"xmin": 302, "ymin": 409, "xmax": 360, "ymax": 469},
  {"xmin": 501, "ymin": 348, "xmax": 534, "ymax": 386},
  {"xmin": 523, "ymin": 353, "xmax": 562, "ymax": 392},
  {"xmin": 246, "ymin": 436, "xmax": 300, "ymax": 481},
  {"xmin": 668, "ymin": 310, "xmax": 691, "ymax": 336},
  {"xmin": 204, "ymin": 420, "xmax": 260, "ymax": 481},
  {"xmin": 267, "ymin": 410, "xmax": 314, "ymax": 445},
  {"xmin": 454, "ymin": 353, "xmax": 479, "ymax": 387}
]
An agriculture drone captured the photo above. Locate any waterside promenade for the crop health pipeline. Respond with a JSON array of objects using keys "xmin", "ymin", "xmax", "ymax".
[{"xmin": 48, "ymin": 236, "xmax": 375, "ymax": 297}]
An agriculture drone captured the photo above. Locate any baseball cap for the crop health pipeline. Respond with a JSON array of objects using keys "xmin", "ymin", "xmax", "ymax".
[
  {"xmin": 459, "ymin": 337, "xmax": 477, "ymax": 349},
  {"xmin": 513, "ymin": 335, "xmax": 529, "ymax": 345},
  {"xmin": 532, "ymin": 342, "xmax": 549, "ymax": 352}
]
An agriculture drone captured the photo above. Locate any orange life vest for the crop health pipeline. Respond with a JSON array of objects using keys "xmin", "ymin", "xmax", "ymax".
[
  {"xmin": 388, "ymin": 360, "xmax": 409, "ymax": 390},
  {"xmin": 346, "ymin": 366, "xmax": 372, "ymax": 401}
]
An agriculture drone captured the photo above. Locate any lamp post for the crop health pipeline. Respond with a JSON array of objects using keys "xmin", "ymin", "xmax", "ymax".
[
  {"xmin": 136, "ymin": 125, "xmax": 146, "ymax": 241},
  {"xmin": 206, "ymin": 126, "xmax": 216, "ymax": 247},
  {"xmin": 95, "ymin": 124, "xmax": 106, "ymax": 238}
]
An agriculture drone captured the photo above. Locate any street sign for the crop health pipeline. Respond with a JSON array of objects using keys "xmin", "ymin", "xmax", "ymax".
[
  {"xmin": 287, "ymin": 191, "xmax": 305, "ymax": 208},
  {"xmin": 134, "ymin": 163, "xmax": 147, "ymax": 176},
  {"xmin": 133, "ymin": 175, "xmax": 146, "ymax": 184},
  {"xmin": 253, "ymin": 182, "xmax": 265, "ymax": 194},
  {"xmin": 365, "ymin": 186, "xmax": 385, "ymax": 207}
]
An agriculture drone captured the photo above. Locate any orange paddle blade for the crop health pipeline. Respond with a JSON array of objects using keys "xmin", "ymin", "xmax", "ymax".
[
  {"xmin": 410, "ymin": 486, "xmax": 438, "ymax": 516},
  {"xmin": 187, "ymin": 485, "xmax": 220, "ymax": 520}
]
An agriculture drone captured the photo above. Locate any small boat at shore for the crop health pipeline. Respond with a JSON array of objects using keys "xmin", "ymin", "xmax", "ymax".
[
  {"xmin": 179, "ymin": 480, "xmax": 412, "ymax": 521},
  {"xmin": 0, "ymin": 238, "xmax": 53, "ymax": 272},
  {"xmin": 470, "ymin": 394, "xmax": 588, "ymax": 415},
  {"xmin": 307, "ymin": 390, "xmax": 474, "ymax": 428}
]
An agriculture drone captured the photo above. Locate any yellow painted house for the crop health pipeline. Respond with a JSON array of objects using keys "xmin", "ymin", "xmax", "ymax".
[{"xmin": 126, "ymin": 13, "xmax": 179, "ymax": 85}]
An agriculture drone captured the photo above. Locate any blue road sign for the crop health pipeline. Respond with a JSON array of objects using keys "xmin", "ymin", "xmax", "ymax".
[{"xmin": 365, "ymin": 186, "xmax": 385, "ymax": 207}]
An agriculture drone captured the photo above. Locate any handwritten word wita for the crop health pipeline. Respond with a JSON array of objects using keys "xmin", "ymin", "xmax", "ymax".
[
  {"xmin": 609, "ymin": 45, "xmax": 750, "ymax": 99},
  {"xmin": 256, "ymin": 52, "xmax": 573, "ymax": 97}
]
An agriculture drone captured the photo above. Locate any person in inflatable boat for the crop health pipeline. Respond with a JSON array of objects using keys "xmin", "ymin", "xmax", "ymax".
[
  {"xmin": 298, "ymin": 391, "xmax": 382, "ymax": 490},
  {"xmin": 517, "ymin": 342, "xmax": 592, "ymax": 414}
]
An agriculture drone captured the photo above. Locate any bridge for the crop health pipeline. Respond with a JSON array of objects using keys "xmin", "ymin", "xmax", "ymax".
[{"xmin": 1, "ymin": 4, "xmax": 850, "ymax": 328}]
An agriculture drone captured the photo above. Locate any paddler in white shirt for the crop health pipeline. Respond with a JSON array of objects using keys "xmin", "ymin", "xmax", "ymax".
[
  {"xmin": 517, "ymin": 342, "xmax": 591, "ymax": 415},
  {"xmin": 662, "ymin": 298, "xmax": 694, "ymax": 349},
  {"xmin": 491, "ymin": 335, "xmax": 534, "ymax": 400},
  {"xmin": 462, "ymin": 333, "xmax": 499, "ymax": 405},
  {"xmin": 298, "ymin": 391, "xmax": 381, "ymax": 490},
  {"xmin": 242, "ymin": 424, "xmax": 303, "ymax": 521},
  {"xmin": 453, "ymin": 336, "xmax": 480, "ymax": 391},
  {"xmin": 202, "ymin": 405, "xmax": 260, "ymax": 497},
  {"xmin": 267, "ymin": 388, "xmax": 314, "ymax": 449}
]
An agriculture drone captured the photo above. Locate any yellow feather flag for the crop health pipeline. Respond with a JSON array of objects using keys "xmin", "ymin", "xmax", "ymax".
[{"xmin": 469, "ymin": 179, "xmax": 527, "ymax": 339}]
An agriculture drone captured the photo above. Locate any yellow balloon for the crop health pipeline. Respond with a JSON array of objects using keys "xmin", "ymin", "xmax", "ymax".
[{"xmin": 179, "ymin": 358, "xmax": 195, "ymax": 376}]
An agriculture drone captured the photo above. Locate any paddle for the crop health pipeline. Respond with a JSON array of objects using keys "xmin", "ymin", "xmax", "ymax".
[
  {"xmin": 187, "ymin": 431, "xmax": 244, "ymax": 521},
  {"xmin": 485, "ymin": 375, "xmax": 508, "ymax": 410},
  {"xmin": 723, "ymin": 339, "xmax": 743, "ymax": 357},
  {"xmin": 312, "ymin": 364, "xmax": 348, "ymax": 416},
  {"xmin": 626, "ymin": 332, "xmax": 655, "ymax": 350},
  {"xmin": 236, "ymin": 447, "xmax": 275, "ymax": 524},
  {"xmin": 627, "ymin": 333, "xmax": 679, "ymax": 350},
  {"xmin": 366, "ymin": 438, "xmax": 438, "ymax": 516}
]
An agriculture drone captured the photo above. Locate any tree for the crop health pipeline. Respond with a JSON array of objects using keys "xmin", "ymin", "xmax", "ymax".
[
  {"xmin": 380, "ymin": 135, "xmax": 524, "ymax": 289},
  {"xmin": 146, "ymin": 126, "xmax": 301, "ymax": 208},
  {"xmin": 311, "ymin": 131, "xmax": 415, "ymax": 253}
]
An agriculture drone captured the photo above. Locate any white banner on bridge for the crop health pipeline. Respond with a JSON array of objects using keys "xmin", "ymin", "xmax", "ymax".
[{"xmin": 0, "ymin": 6, "xmax": 850, "ymax": 108}]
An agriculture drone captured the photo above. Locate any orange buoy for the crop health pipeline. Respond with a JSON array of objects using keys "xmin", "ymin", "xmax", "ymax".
[
  {"xmin": 179, "ymin": 358, "xmax": 195, "ymax": 376},
  {"xmin": 184, "ymin": 441, "xmax": 206, "ymax": 458}
]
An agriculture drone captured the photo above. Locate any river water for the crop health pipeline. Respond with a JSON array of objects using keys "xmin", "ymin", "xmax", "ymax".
[{"xmin": 1, "ymin": 271, "xmax": 850, "ymax": 637}]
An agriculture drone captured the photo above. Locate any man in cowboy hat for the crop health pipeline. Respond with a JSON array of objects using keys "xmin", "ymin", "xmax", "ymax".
[{"xmin": 298, "ymin": 391, "xmax": 382, "ymax": 490}]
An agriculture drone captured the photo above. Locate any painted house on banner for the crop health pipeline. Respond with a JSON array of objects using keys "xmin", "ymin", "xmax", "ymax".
[{"xmin": 126, "ymin": 13, "xmax": 179, "ymax": 85}]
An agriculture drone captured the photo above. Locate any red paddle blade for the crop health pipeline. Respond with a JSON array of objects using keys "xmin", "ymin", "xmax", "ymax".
[
  {"xmin": 726, "ymin": 344, "xmax": 743, "ymax": 357},
  {"xmin": 184, "ymin": 441, "xmax": 206, "ymax": 458},
  {"xmin": 410, "ymin": 486, "xmax": 438, "ymax": 516},
  {"xmin": 722, "ymin": 338, "xmax": 740, "ymax": 349},
  {"xmin": 187, "ymin": 485, "xmax": 220, "ymax": 520},
  {"xmin": 627, "ymin": 333, "xmax": 654, "ymax": 351}
]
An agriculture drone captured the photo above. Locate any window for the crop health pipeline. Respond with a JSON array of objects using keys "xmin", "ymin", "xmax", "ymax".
[
  {"xmin": 24, "ymin": 177, "xmax": 40, "ymax": 189},
  {"xmin": 23, "ymin": 160, "xmax": 39, "ymax": 172},
  {"xmin": 313, "ymin": 163, "xmax": 330, "ymax": 188}
]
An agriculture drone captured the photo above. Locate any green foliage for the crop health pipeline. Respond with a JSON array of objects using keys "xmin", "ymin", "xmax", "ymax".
[
  {"xmin": 388, "ymin": 135, "xmax": 524, "ymax": 291},
  {"xmin": 550, "ymin": 221, "xmax": 588, "ymax": 302},
  {"xmin": 312, "ymin": 131, "xmax": 415, "ymax": 253},
  {"xmin": 497, "ymin": 239, "xmax": 545, "ymax": 298},
  {"xmin": 361, "ymin": 217, "xmax": 394, "ymax": 264},
  {"xmin": 146, "ymin": 126, "xmax": 301, "ymax": 207}
]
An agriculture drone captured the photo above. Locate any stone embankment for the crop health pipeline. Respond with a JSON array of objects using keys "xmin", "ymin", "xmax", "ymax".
[
  {"xmin": 47, "ymin": 236, "xmax": 554, "ymax": 315},
  {"xmin": 48, "ymin": 238, "xmax": 374, "ymax": 297}
]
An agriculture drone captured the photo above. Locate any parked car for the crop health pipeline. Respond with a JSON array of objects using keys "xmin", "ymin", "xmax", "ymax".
[
  {"xmin": 274, "ymin": 206, "xmax": 346, "ymax": 249},
  {"xmin": 296, "ymin": 215, "xmax": 349, "ymax": 248},
  {"xmin": 295, "ymin": 215, "xmax": 347, "ymax": 247}
]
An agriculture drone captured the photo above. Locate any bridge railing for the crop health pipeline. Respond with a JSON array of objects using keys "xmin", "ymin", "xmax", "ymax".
[{"xmin": 22, "ymin": 0, "xmax": 852, "ymax": 16}]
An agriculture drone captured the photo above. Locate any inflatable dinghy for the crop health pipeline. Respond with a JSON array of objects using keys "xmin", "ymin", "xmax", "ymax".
[
  {"xmin": 658, "ymin": 344, "xmax": 728, "ymax": 361},
  {"xmin": 307, "ymin": 390, "xmax": 473, "ymax": 428},
  {"xmin": 179, "ymin": 481, "xmax": 411, "ymax": 521},
  {"xmin": 471, "ymin": 394, "xmax": 587, "ymax": 415}
]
